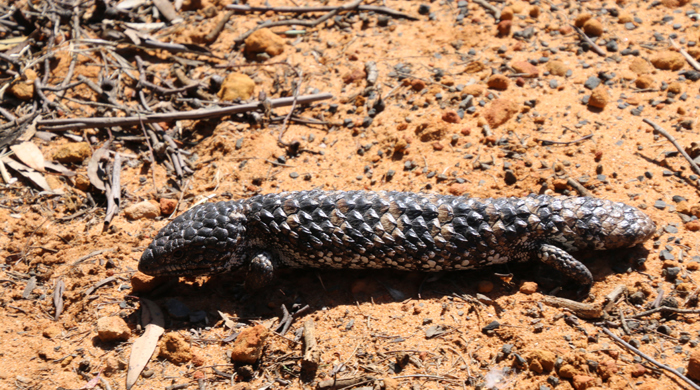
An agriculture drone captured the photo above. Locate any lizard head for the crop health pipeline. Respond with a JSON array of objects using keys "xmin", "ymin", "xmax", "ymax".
[{"xmin": 138, "ymin": 202, "xmax": 248, "ymax": 277}]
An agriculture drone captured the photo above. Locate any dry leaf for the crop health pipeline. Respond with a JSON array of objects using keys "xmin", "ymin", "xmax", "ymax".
[
  {"xmin": 53, "ymin": 279, "xmax": 65, "ymax": 321},
  {"xmin": 218, "ymin": 310, "xmax": 235, "ymax": 329},
  {"xmin": 44, "ymin": 161, "xmax": 77, "ymax": 177},
  {"xmin": 10, "ymin": 141, "xmax": 45, "ymax": 172},
  {"xmin": 17, "ymin": 116, "xmax": 39, "ymax": 143},
  {"xmin": 2, "ymin": 157, "xmax": 58, "ymax": 193},
  {"xmin": 126, "ymin": 299, "xmax": 164, "ymax": 390},
  {"xmin": 116, "ymin": 0, "xmax": 149, "ymax": 10},
  {"xmin": 87, "ymin": 144, "xmax": 109, "ymax": 191},
  {"xmin": 0, "ymin": 36, "xmax": 27, "ymax": 50}
]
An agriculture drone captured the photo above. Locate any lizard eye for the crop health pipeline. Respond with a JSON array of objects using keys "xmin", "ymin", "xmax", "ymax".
[{"xmin": 173, "ymin": 250, "xmax": 184, "ymax": 259}]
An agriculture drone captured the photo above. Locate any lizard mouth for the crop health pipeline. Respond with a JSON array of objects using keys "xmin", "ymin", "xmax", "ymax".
[{"xmin": 138, "ymin": 247, "xmax": 231, "ymax": 277}]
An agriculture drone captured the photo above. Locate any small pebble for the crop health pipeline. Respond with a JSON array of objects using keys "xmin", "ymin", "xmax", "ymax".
[{"xmin": 584, "ymin": 76, "xmax": 601, "ymax": 90}]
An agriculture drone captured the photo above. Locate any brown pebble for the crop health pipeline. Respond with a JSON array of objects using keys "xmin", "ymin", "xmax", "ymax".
[
  {"xmin": 160, "ymin": 198, "xmax": 177, "ymax": 215},
  {"xmin": 342, "ymin": 68, "xmax": 366, "ymax": 84},
  {"xmin": 572, "ymin": 375, "xmax": 598, "ymax": 390},
  {"xmin": 218, "ymin": 72, "xmax": 256, "ymax": 101},
  {"xmin": 96, "ymin": 317, "xmax": 131, "ymax": 342},
  {"xmin": 688, "ymin": 261, "xmax": 700, "ymax": 271},
  {"xmin": 500, "ymin": 6, "xmax": 514, "ymax": 20},
  {"xmin": 529, "ymin": 6, "xmax": 540, "ymax": 18},
  {"xmin": 191, "ymin": 353, "xmax": 206, "ymax": 367},
  {"xmin": 618, "ymin": 13, "xmax": 634, "ymax": 24},
  {"xmin": 477, "ymin": 280, "xmax": 494, "ymax": 293},
  {"xmin": 588, "ymin": 87, "xmax": 609, "ymax": 109},
  {"xmin": 512, "ymin": 61, "xmax": 539, "ymax": 78},
  {"xmin": 131, "ymin": 272, "xmax": 169, "ymax": 293},
  {"xmin": 487, "ymin": 74, "xmax": 509, "ymax": 90},
  {"xmin": 463, "ymin": 61, "xmax": 486, "ymax": 74},
  {"xmin": 599, "ymin": 360, "xmax": 618, "ymax": 380},
  {"xmin": 441, "ymin": 110, "xmax": 461, "ymax": 124},
  {"xmin": 42, "ymin": 325, "xmax": 62, "ymax": 339},
  {"xmin": 515, "ymin": 77, "xmax": 525, "ymax": 87},
  {"xmin": 662, "ymin": 260, "xmax": 679, "ymax": 270},
  {"xmin": 497, "ymin": 20, "xmax": 512, "ymax": 36},
  {"xmin": 460, "ymin": 128, "xmax": 471, "ymax": 136},
  {"xmin": 54, "ymin": 142, "xmax": 92, "ymax": 164},
  {"xmin": 461, "ymin": 84, "xmax": 483, "ymax": 97},
  {"xmin": 688, "ymin": 47, "xmax": 700, "ymax": 60},
  {"xmin": 483, "ymin": 98, "xmax": 519, "ymax": 128},
  {"xmin": 527, "ymin": 350, "xmax": 556, "ymax": 374},
  {"xmin": 159, "ymin": 333, "xmax": 193, "ymax": 364},
  {"xmin": 432, "ymin": 142, "xmax": 444, "ymax": 151},
  {"xmin": 594, "ymin": 150, "xmax": 603, "ymax": 162},
  {"xmin": 411, "ymin": 79, "xmax": 426, "ymax": 91},
  {"xmin": 686, "ymin": 220, "xmax": 700, "ymax": 232},
  {"xmin": 631, "ymin": 363, "xmax": 647, "ymax": 377},
  {"xmin": 662, "ymin": 0, "xmax": 691, "ymax": 7},
  {"xmin": 574, "ymin": 13, "xmax": 592, "ymax": 27},
  {"xmin": 651, "ymin": 51, "xmax": 685, "ymax": 70},
  {"xmin": 394, "ymin": 138, "xmax": 408, "ymax": 153},
  {"xmin": 688, "ymin": 349, "xmax": 700, "ymax": 381},
  {"xmin": 635, "ymin": 75, "xmax": 655, "ymax": 89},
  {"xmin": 192, "ymin": 370, "xmax": 205, "ymax": 380},
  {"xmin": 668, "ymin": 82, "xmax": 683, "ymax": 94},
  {"xmin": 583, "ymin": 19, "xmax": 604, "ymax": 36},
  {"xmin": 629, "ymin": 57, "xmax": 653, "ymax": 75},
  {"xmin": 230, "ymin": 325, "xmax": 268, "ymax": 364},
  {"xmin": 448, "ymin": 183, "xmax": 469, "ymax": 196},
  {"xmin": 558, "ymin": 364, "xmax": 577, "ymax": 378},
  {"xmin": 519, "ymin": 281, "xmax": 538, "ymax": 294},
  {"xmin": 546, "ymin": 60, "xmax": 568, "ymax": 76}
]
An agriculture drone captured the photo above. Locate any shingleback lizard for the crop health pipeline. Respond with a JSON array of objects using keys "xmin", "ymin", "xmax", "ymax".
[{"xmin": 138, "ymin": 191, "xmax": 655, "ymax": 290}]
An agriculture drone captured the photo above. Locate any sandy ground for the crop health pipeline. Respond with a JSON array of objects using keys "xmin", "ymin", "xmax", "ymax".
[{"xmin": 2, "ymin": 0, "xmax": 700, "ymax": 389}]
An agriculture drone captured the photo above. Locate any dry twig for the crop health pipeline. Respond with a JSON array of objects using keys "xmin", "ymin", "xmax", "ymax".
[{"xmin": 643, "ymin": 119, "xmax": 700, "ymax": 177}]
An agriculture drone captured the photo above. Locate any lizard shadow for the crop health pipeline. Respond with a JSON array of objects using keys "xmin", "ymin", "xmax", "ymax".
[{"xmin": 141, "ymin": 245, "xmax": 651, "ymax": 328}]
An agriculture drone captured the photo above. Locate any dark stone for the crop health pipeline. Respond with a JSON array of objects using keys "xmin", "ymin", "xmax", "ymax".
[
  {"xmin": 654, "ymin": 200, "xmax": 667, "ymax": 210},
  {"xmin": 504, "ymin": 170, "xmax": 517, "ymax": 185},
  {"xmin": 584, "ymin": 76, "xmax": 601, "ymax": 90},
  {"xmin": 166, "ymin": 299, "xmax": 191, "ymax": 320},
  {"xmin": 664, "ymin": 266, "xmax": 681, "ymax": 280},
  {"xmin": 660, "ymin": 249, "xmax": 675, "ymax": 260},
  {"xmin": 482, "ymin": 321, "xmax": 500, "ymax": 332}
]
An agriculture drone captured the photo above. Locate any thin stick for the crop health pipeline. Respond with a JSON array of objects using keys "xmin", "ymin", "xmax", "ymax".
[
  {"xmin": 537, "ymin": 133, "xmax": 593, "ymax": 145},
  {"xmin": 472, "ymin": 0, "xmax": 500, "ymax": 20},
  {"xmin": 566, "ymin": 177, "xmax": 592, "ymax": 197},
  {"xmin": 233, "ymin": 1, "xmax": 361, "ymax": 45},
  {"xmin": 205, "ymin": 10, "xmax": 235, "ymax": 43},
  {"xmin": 629, "ymin": 306, "xmax": 700, "ymax": 319},
  {"xmin": 103, "ymin": 152, "xmax": 121, "ymax": 230},
  {"xmin": 572, "ymin": 25, "xmax": 606, "ymax": 57},
  {"xmin": 278, "ymin": 67, "xmax": 303, "ymax": 144},
  {"xmin": 643, "ymin": 118, "xmax": 700, "ymax": 176},
  {"xmin": 601, "ymin": 327, "xmax": 700, "ymax": 390},
  {"xmin": 670, "ymin": 38, "xmax": 700, "ymax": 71},
  {"xmin": 227, "ymin": 3, "xmax": 417, "ymax": 20},
  {"xmin": 37, "ymin": 93, "xmax": 333, "ymax": 131}
]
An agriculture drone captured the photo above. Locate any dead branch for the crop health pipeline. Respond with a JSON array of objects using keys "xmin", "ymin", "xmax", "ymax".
[{"xmin": 37, "ymin": 93, "xmax": 333, "ymax": 131}]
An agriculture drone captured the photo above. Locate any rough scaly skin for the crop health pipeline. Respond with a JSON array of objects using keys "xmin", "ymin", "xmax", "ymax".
[{"xmin": 138, "ymin": 191, "xmax": 656, "ymax": 289}]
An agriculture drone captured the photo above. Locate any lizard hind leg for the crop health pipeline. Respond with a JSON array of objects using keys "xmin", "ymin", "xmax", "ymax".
[
  {"xmin": 536, "ymin": 244, "xmax": 594, "ymax": 288},
  {"xmin": 245, "ymin": 251, "xmax": 277, "ymax": 290}
]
